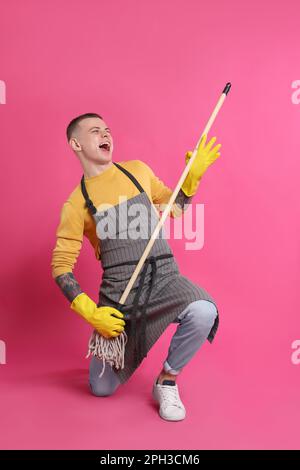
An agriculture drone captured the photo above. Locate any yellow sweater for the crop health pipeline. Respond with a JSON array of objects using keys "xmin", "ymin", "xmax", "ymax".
[{"xmin": 51, "ymin": 159, "xmax": 183, "ymax": 279}]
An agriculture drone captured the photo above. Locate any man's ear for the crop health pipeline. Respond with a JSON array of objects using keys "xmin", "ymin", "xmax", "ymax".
[{"xmin": 70, "ymin": 137, "xmax": 81, "ymax": 152}]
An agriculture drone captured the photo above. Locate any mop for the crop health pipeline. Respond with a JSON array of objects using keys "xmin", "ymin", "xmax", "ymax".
[{"xmin": 86, "ymin": 83, "xmax": 232, "ymax": 377}]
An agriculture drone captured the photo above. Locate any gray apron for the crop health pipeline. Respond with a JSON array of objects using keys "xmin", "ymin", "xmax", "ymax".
[{"xmin": 80, "ymin": 162, "xmax": 219, "ymax": 384}]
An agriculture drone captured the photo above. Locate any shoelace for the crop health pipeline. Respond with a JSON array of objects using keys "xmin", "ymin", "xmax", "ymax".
[{"xmin": 159, "ymin": 385, "xmax": 184, "ymax": 409}]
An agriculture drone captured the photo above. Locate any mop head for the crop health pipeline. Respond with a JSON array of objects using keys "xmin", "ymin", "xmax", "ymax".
[{"xmin": 86, "ymin": 330, "xmax": 128, "ymax": 378}]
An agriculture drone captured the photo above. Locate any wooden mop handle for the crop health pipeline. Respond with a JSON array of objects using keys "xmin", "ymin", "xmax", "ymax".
[{"xmin": 118, "ymin": 82, "xmax": 231, "ymax": 306}]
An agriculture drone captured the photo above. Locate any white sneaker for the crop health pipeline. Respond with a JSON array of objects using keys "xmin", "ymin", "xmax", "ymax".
[{"xmin": 152, "ymin": 379, "xmax": 186, "ymax": 421}]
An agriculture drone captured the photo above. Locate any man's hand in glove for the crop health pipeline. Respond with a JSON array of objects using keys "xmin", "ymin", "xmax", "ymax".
[
  {"xmin": 70, "ymin": 293, "xmax": 126, "ymax": 339},
  {"xmin": 181, "ymin": 134, "xmax": 221, "ymax": 197}
]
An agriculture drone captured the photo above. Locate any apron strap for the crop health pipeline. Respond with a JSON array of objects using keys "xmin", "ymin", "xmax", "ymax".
[
  {"xmin": 80, "ymin": 162, "xmax": 145, "ymax": 215},
  {"xmin": 113, "ymin": 162, "xmax": 145, "ymax": 193},
  {"xmin": 80, "ymin": 175, "xmax": 97, "ymax": 214}
]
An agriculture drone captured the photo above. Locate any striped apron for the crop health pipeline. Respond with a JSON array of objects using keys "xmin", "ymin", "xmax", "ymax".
[{"xmin": 80, "ymin": 162, "xmax": 219, "ymax": 384}]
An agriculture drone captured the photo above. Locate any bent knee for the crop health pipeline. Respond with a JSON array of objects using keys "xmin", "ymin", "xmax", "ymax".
[
  {"xmin": 187, "ymin": 300, "xmax": 218, "ymax": 328},
  {"xmin": 89, "ymin": 380, "xmax": 119, "ymax": 397},
  {"xmin": 89, "ymin": 357, "xmax": 121, "ymax": 397}
]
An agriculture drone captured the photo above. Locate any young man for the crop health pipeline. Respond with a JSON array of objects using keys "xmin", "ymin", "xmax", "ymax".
[{"xmin": 51, "ymin": 112, "xmax": 221, "ymax": 421}]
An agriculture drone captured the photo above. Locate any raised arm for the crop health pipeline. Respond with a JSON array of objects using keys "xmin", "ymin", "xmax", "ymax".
[
  {"xmin": 172, "ymin": 188, "xmax": 194, "ymax": 216},
  {"xmin": 143, "ymin": 161, "xmax": 194, "ymax": 218}
]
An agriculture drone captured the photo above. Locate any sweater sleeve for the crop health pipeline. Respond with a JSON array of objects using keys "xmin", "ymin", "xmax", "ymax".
[
  {"xmin": 139, "ymin": 160, "xmax": 183, "ymax": 218},
  {"xmin": 51, "ymin": 200, "xmax": 84, "ymax": 278}
]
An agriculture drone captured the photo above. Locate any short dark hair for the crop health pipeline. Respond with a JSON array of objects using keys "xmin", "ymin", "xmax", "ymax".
[{"xmin": 66, "ymin": 112, "xmax": 103, "ymax": 142}]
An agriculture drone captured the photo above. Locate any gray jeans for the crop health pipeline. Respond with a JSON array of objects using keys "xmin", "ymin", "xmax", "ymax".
[{"xmin": 89, "ymin": 299, "xmax": 218, "ymax": 396}]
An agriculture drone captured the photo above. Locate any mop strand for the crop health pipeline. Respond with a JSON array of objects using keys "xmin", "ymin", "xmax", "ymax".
[{"xmin": 86, "ymin": 330, "xmax": 128, "ymax": 378}]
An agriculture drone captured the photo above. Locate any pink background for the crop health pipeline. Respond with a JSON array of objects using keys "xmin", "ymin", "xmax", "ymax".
[{"xmin": 1, "ymin": 0, "xmax": 300, "ymax": 450}]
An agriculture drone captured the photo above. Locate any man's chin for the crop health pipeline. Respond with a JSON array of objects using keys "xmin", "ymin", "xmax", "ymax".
[
  {"xmin": 97, "ymin": 150, "xmax": 113, "ymax": 162},
  {"xmin": 86, "ymin": 152, "xmax": 113, "ymax": 165}
]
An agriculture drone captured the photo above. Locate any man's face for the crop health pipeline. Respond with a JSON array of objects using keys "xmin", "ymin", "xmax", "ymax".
[{"xmin": 71, "ymin": 117, "xmax": 114, "ymax": 163}]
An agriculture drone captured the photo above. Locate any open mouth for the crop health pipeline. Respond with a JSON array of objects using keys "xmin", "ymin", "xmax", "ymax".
[{"xmin": 99, "ymin": 142, "xmax": 111, "ymax": 152}]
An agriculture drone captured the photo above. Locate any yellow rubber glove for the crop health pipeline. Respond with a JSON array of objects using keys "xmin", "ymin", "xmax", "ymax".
[
  {"xmin": 181, "ymin": 134, "xmax": 221, "ymax": 197},
  {"xmin": 70, "ymin": 293, "xmax": 126, "ymax": 339}
]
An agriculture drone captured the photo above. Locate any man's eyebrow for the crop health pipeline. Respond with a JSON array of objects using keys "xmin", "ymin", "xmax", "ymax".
[{"xmin": 88, "ymin": 126, "xmax": 111, "ymax": 132}]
